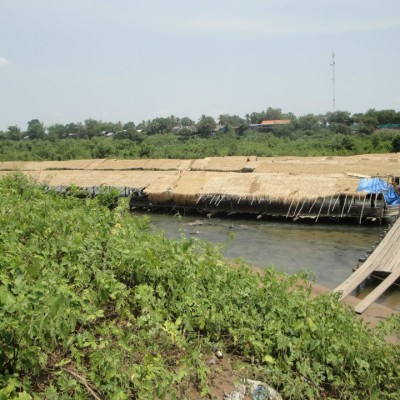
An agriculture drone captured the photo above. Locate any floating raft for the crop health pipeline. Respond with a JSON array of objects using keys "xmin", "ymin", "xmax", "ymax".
[{"xmin": 1, "ymin": 155, "xmax": 399, "ymax": 223}]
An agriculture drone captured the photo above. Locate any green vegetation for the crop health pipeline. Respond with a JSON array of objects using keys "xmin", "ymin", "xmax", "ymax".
[
  {"xmin": 1, "ymin": 108, "xmax": 400, "ymax": 161},
  {"xmin": 1, "ymin": 174, "xmax": 399, "ymax": 399}
]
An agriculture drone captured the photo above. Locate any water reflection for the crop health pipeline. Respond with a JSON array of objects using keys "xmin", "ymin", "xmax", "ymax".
[{"xmin": 142, "ymin": 212, "xmax": 399, "ymax": 311}]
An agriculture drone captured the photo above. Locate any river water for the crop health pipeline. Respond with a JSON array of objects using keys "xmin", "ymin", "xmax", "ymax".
[{"xmin": 142, "ymin": 212, "xmax": 400, "ymax": 311}]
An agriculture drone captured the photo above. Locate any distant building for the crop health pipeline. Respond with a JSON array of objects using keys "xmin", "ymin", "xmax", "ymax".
[
  {"xmin": 250, "ymin": 119, "xmax": 291, "ymax": 131},
  {"xmin": 378, "ymin": 123, "xmax": 400, "ymax": 130},
  {"xmin": 260, "ymin": 119, "xmax": 291, "ymax": 127}
]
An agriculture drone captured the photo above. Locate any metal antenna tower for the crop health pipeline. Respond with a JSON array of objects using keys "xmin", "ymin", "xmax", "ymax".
[{"xmin": 331, "ymin": 52, "xmax": 336, "ymax": 111}]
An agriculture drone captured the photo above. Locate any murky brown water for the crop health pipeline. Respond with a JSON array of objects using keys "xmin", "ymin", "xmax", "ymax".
[{"xmin": 144, "ymin": 212, "xmax": 400, "ymax": 311}]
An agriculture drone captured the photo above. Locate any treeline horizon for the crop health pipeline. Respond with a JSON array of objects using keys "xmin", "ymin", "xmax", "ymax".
[
  {"xmin": 2, "ymin": 107, "xmax": 400, "ymax": 140},
  {"xmin": 1, "ymin": 107, "xmax": 400, "ymax": 161}
]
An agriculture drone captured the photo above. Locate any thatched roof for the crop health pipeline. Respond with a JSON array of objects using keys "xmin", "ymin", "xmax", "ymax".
[
  {"xmin": 0, "ymin": 170, "xmax": 176, "ymax": 189},
  {"xmin": 1, "ymin": 154, "xmax": 398, "ymax": 176},
  {"xmin": 252, "ymin": 155, "xmax": 399, "ymax": 177},
  {"xmin": 1, "ymin": 154, "xmax": 398, "ymax": 205},
  {"xmin": 0, "ymin": 159, "xmax": 192, "ymax": 171},
  {"xmin": 0, "ymin": 169, "xmax": 362, "ymax": 205},
  {"xmin": 191, "ymin": 157, "xmax": 257, "ymax": 172}
]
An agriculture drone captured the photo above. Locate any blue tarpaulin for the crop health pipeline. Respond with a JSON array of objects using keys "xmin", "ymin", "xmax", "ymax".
[{"xmin": 357, "ymin": 178, "xmax": 400, "ymax": 206}]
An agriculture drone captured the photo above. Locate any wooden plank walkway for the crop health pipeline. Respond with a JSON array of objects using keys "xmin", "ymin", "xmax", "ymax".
[{"xmin": 333, "ymin": 216, "xmax": 400, "ymax": 313}]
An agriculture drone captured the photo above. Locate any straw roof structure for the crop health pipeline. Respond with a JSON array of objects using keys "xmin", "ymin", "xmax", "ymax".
[
  {"xmin": 0, "ymin": 170, "xmax": 176, "ymax": 190},
  {"xmin": 252, "ymin": 154, "xmax": 399, "ymax": 177},
  {"xmin": 1, "ymin": 154, "xmax": 398, "ymax": 207},
  {"xmin": 191, "ymin": 156, "xmax": 257, "ymax": 172},
  {"xmin": 1, "ymin": 153, "xmax": 398, "ymax": 176},
  {"xmin": 0, "ymin": 159, "xmax": 193, "ymax": 171},
  {"xmin": 0, "ymin": 169, "xmax": 363, "ymax": 205}
]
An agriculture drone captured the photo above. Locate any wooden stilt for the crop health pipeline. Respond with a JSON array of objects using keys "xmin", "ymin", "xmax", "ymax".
[
  {"xmin": 327, "ymin": 196, "xmax": 333, "ymax": 216},
  {"xmin": 346, "ymin": 195, "xmax": 355, "ymax": 214},
  {"xmin": 308, "ymin": 199, "xmax": 317, "ymax": 213},
  {"xmin": 286, "ymin": 197, "xmax": 295, "ymax": 218},
  {"xmin": 216, "ymin": 195, "xmax": 225, "ymax": 206},
  {"xmin": 295, "ymin": 199, "xmax": 306, "ymax": 218},
  {"xmin": 292, "ymin": 199, "xmax": 301, "ymax": 217},
  {"xmin": 315, "ymin": 197, "xmax": 325, "ymax": 222},
  {"xmin": 359, "ymin": 195, "xmax": 367, "ymax": 224},
  {"xmin": 340, "ymin": 195, "xmax": 348, "ymax": 218}
]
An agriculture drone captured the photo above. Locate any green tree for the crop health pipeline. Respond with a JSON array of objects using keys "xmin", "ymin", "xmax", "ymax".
[
  {"xmin": 5, "ymin": 125, "xmax": 22, "ymax": 140},
  {"xmin": 264, "ymin": 107, "xmax": 285, "ymax": 120},
  {"xmin": 196, "ymin": 115, "xmax": 216, "ymax": 137},
  {"xmin": 325, "ymin": 111, "xmax": 352, "ymax": 126},
  {"xmin": 248, "ymin": 108, "xmax": 288, "ymax": 124},
  {"xmin": 27, "ymin": 119, "xmax": 45, "ymax": 139},
  {"xmin": 64, "ymin": 122, "xmax": 81, "ymax": 138},
  {"xmin": 123, "ymin": 121, "xmax": 136, "ymax": 131},
  {"xmin": 180, "ymin": 117, "xmax": 194, "ymax": 127},
  {"xmin": 296, "ymin": 114, "xmax": 321, "ymax": 134},
  {"xmin": 146, "ymin": 117, "xmax": 176, "ymax": 135},
  {"xmin": 360, "ymin": 115, "xmax": 378, "ymax": 134},
  {"xmin": 47, "ymin": 124, "xmax": 67, "ymax": 140},
  {"xmin": 84, "ymin": 118, "xmax": 102, "ymax": 139},
  {"xmin": 375, "ymin": 109, "xmax": 397, "ymax": 125},
  {"xmin": 391, "ymin": 135, "xmax": 400, "ymax": 152},
  {"xmin": 218, "ymin": 114, "xmax": 245, "ymax": 127},
  {"xmin": 113, "ymin": 124, "xmax": 145, "ymax": 142}
]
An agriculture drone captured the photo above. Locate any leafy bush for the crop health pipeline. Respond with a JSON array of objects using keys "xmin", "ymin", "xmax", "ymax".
[{"xmin": 0, "ymin": 174, "xmax": 399, "ymax": 399}]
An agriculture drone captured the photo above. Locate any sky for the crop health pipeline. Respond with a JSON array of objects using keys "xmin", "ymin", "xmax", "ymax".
[{"xmin": 1, "ymin": 0, "xmax": 400, "ymax": 131}]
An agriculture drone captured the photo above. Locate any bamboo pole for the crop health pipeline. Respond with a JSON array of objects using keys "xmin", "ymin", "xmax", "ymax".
[
  {"xmin": 295, "ymin": 198, "xmax": 307, "ymax": 218},
  {"xmin": 359, "ymin": 195, "xmax": 367, "ymax": 224},
  {"xmin": 286, "ymin": 197, "xmax": 295, "ymax": 218},
  {"xmin": 331, "ymin": 194, "xmax": 340, "ymax": 212},
  {"xmin": 308, "ymin": 199, "xmax": 317, "ymax": 213},
  {"xmin": 346, "ymin": 195, "xmax": 355, "ymax": 214},
  {"xmin": 340, "ymin": 195, "xmax": 348, "ymax": 218},
  {"xmin": 316, "ymin": 197, "xmax": 326, "ymax": 222}
]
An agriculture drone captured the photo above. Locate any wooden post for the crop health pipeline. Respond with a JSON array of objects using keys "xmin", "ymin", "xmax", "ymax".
[
  {"xmin": 340, "ymin": 195, "xmax": 347, "ymax": 218},
  {"xmin": 286, "ymin": 197, "xmax": 295, "ymax": 218},
  {"xmin": 295, "ymin": 198, "xmax": 306, "ymax": 219},
  {"xmin": 315, "ymin": 197, "xmax": 326, "ymax": 222},
  {"xmin": 327, "ymin": 196, "xmax": 333, "ymax": 216},
  {"xmin": 331, "ymin": 194, "xmax": 340, "ymax": 212}
]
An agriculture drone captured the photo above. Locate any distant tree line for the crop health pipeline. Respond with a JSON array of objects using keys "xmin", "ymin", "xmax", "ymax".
[{"xmin": 1, "ymin": 108, "xmax": 400, "ymax": 160}]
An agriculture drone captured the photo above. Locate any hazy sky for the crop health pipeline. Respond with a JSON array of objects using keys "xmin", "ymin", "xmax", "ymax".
[{"xmin": 1, "ymin": 0, "xmax": 399, "ymax": 130}]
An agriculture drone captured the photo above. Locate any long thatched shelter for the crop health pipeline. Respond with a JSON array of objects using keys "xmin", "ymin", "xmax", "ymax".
[{"xmin": 1, "ymin": 154, "xmax": 399, "ymax": 222}]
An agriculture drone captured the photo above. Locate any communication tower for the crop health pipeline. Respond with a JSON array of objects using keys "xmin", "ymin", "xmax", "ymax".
[{"xmin": 331, "ymin": 52, "xmax": 336, "ymax": 111}]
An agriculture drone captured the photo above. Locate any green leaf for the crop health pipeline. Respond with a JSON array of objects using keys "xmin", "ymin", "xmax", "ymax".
[
  {"xmin": 27, "ymin": 255, "xmax": 43, "ymax": 277},
  {"xmin": 307, "ymin": 317, "xmax": 317, "ymax": 332},
  {"xmin": 263, "ymin": 354, "xmax": 275, "ymax": 364},
  {"xmin": 0, "ymin": 286, "xmax": 14, "ymax": 305},
  {"xmin": 294, "ymin": 319, "xmax": 304, "ymax": 332}
]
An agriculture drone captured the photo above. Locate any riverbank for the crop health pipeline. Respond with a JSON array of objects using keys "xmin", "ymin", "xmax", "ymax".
[
  {"xmin": 2, "ymin": 174, "xmax": 399, "ymax": 399},
  {"xmin": 189, "ymin": 269, "xmax": 399, "ymax": 399},
  {"xmin": 247, "ymin": 264, "xmax": 399, "ymax": 332}
]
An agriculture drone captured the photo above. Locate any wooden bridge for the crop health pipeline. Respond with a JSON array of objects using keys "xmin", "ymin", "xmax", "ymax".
[{"xmin": 334, "ymin": 216, "xmax": 400, "ymax": 314}]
